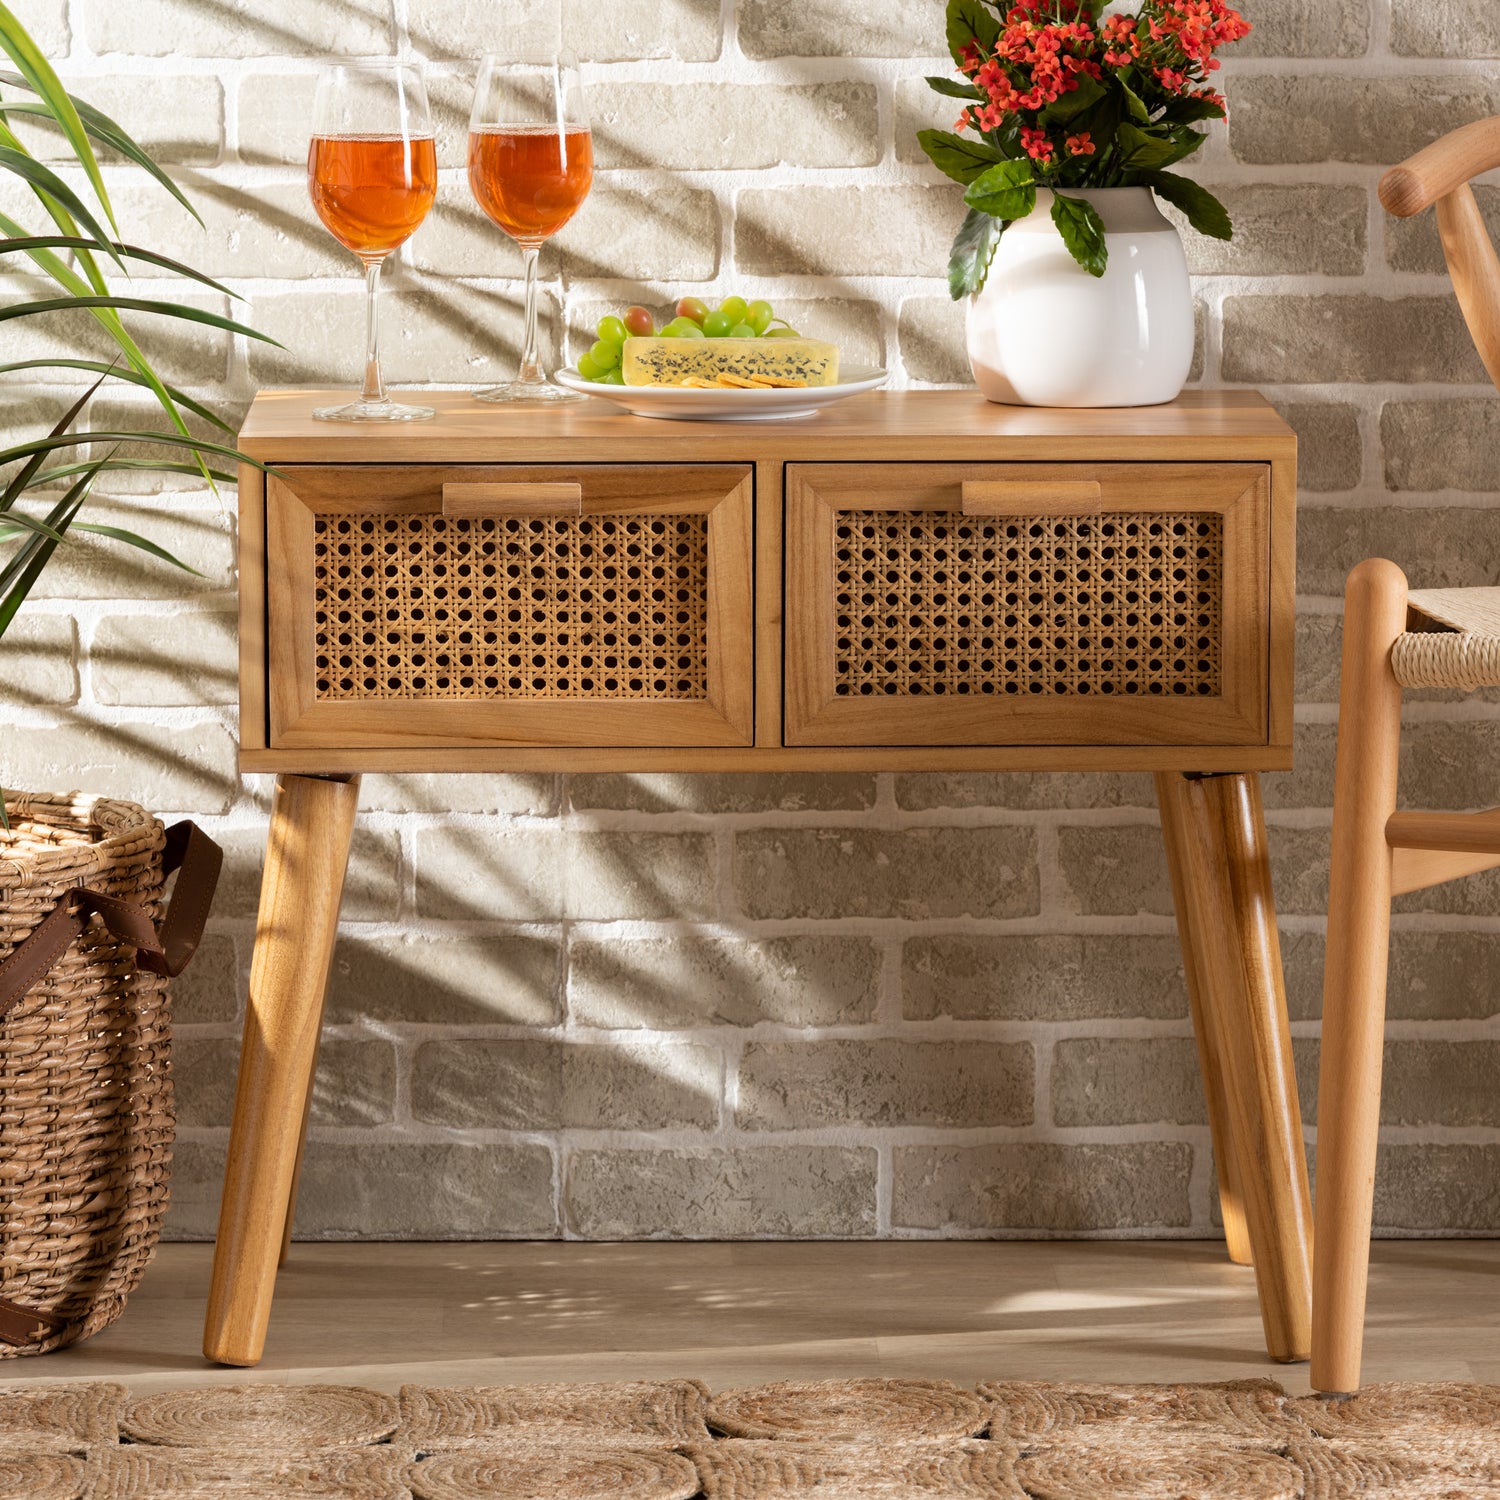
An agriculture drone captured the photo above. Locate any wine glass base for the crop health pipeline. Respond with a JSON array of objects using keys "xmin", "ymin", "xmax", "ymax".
[
  {"xmin": 474, "ymin": 380, "xmax": 588, "ymax": 405},
  {"xmin": 312, "ymin": 398, "xmax": 436, "ymax": 423}
]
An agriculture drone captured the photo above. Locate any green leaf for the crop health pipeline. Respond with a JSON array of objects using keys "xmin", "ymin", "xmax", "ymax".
[
  {"xmin": 0, "ymin": 295, "xmax": 282, "ymax": 347},
  {"xmin": 1, "ymin": 372, "xmax": 103, "ymax": 511},
  {"xmin": 947, "ymin": 206, "xmax": 1005, "ymax": 300},
  {"xmin": 0, "ymin": 508, "xmax": 68, "ymax": 543},
  {"xmin": 0, "ymin": 360, "xmax": 237, "ymax": 432},
  {"xmin": 963, "ymin": 158, "xmax": 1037, "ymax": 221},
  {"xmin": 37, "ymin": 459, "xmax": 238, "ymax": 485},
  {"xmin": 1140, "ymin": 171, "xmax": 1232, "ymax": 240},
  {"xmin": 946, "ymin": 0, "xmax": 1000, "ymax": 65},
  {"xmin": 69, "ymin": 523, "xmax": 200, "ymax": 573},
  {"xmin": 1041, "ymin": 74, "xmax": 1105, "ymax": 127},
  {"xmin": 917, "ymin": 128, "xmax": 1005, "ymax": 186},
  {"xmin": 0, "ymin": 462, "xmax": 99, "ymax": 638},
  {"xmin": 1120, "ymin": 79, "xmax": 1151, "ymax": 123},
  {"xmin": 0, "ymin": 236, "xmax": 235, "ymax": 296},
  {"xmin": 0, "ymin": 429, "xmax": 257, "ymax": 471},
  {"xmin": 1159, "ymin": 94, "xmax": 1227, "ymax": 125},
  {"xmin": 0, "ymin": 0, "xmax": 117, "ymax": 234},
  {"xmin": 0, "ymin": 76, "xmax": 203, "ymax": 225},
  {"xmin": 1051, "ymin": 192, "xmax": 1108, "ymax": 277},
  {"xmin": 1114, "ymin": 122, "xmax": 1180, "ymax": 170},
  {"xmin": 0, "ymin": 144, "xmax": 120, "ymax": 264},
  {"xmin": 925, "ymin": 75, "xmax": 985, "ymax": 102}
]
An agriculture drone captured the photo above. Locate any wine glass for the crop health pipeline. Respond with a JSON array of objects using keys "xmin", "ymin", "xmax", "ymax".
[
  {"xmin": 308, "ymin": 60, "xmax": 436, "ymax": 422},
  {"xmin": 468, "ymin": 54, "xmax": 593, "ymax": 403}
]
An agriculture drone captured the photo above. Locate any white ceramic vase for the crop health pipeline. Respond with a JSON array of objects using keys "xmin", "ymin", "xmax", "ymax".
[{"xmin": 966, "ymin": 186, "xmax": 1194, "ymax": 408}]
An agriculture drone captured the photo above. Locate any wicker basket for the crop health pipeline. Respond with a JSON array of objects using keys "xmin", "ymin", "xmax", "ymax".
[{"xmin": 0, "ymin": 791, "xmax": 220, "ymax": 1356}]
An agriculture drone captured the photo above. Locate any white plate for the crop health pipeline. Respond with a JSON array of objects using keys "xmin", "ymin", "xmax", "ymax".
[{"xmin": 552, "ymin": 363, "xmax": 889, "ymax": 421}]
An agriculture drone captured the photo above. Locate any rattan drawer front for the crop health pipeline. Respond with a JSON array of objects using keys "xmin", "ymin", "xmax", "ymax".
[
  {"xmin": 785, "ymin": 463, "xmax": 1271, "ymax": 747},
  {"xmin": 267, "ymin": 465, "xmax": 753, "ymax": 749}
]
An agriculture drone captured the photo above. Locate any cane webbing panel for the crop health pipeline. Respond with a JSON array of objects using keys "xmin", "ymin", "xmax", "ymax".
[
  {"xmin": 832, "ymin": 511, "xmax": 1224, "ymax": 700},
  {"xmin": 312, "ymin": 512, "xmax": 711, "ymax": 702}
]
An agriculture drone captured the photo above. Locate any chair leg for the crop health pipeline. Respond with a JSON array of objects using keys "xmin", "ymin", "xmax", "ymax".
[
  {"xmin": 1312, "ymin": 560, "xmax": 1409, "ymax": 1395},
  {"xmin": 279, "ymin": 1023, "xmax": 323, "ymax": 1269},
  {"xmin": 203, "ymin": 773, "xmax": 361, "ymax": 1367},
  {"xmin": 1158, "ymin": 772, "xmax": 1253, "ymax": 1266},
  {"xmin": 1161, "ymin": 770, "xmax": 1314, "ymax": 1363}
]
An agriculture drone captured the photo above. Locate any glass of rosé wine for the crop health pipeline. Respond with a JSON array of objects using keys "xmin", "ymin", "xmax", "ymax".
[
  {"xmin": 468, "ymin": 53, "xmax": 593, "ymax": 403},
  {"xmin": 307, "ymin": 60, "xmax": 436, "ymax": 422}
]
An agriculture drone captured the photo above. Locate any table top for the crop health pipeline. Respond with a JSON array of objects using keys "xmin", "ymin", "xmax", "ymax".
[{"xmin": 238, "ymin": 387, "xmax": 1296, "ymax": 464}]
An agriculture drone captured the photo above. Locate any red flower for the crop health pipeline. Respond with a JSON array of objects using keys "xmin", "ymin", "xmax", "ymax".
[
  {"xmin": 1020, "ymin": 126, "xmax": 1055, "ymax": 163},
  {"xmin": 1065, "ymin": 131, "xmax": 1096, "ymax": 156}
]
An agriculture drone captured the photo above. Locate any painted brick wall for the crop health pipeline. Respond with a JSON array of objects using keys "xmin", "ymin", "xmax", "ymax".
[{"xmin": 4, "ymin": 0, "xmax": 1499, "ymax": 1242}]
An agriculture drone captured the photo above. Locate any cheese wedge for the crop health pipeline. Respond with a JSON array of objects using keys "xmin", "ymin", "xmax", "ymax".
[{"xmin": 622, "ymin": 336, "xmax": 839, "ymax": 388}]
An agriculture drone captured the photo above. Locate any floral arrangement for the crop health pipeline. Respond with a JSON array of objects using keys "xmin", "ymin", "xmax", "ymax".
[{"xmin": 920, "ymin": 0, "xmax": 1251, "ymax": 295}]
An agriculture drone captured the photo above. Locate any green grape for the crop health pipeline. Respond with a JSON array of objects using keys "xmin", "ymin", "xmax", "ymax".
[
  {"xmin": 577, "ymin": 351, "xmax": 603, "ymax": 379},
  {"xmin": 589, "ymin": 339, "xmax": 622, "ymax": 370},
  {"xmin": 746, "ymin": 299, "xmax": 774, "ymax": 335},
  {"xmin": 623, "ymin": 305, "xmax": 654, "ymax": 337},
  {"xmin": 717, "ymin": 295, "xmax": 747, "ymax": 324},
  {"xmin": 677, "ymin": 321, "xmax": 707, "ymax": 338},
  {"xmin": 763, "ymin": 326, "xmax": 803, "ymax": 338},
  {"xmin": 728, "ymin": 323, "xmax": 757, "ymax": 339},
  {"xmin": 676, "ymin": 296, "xmax": 709, "ymax": 324},
  {"xmin": 596, "ymin": 368, "xmax": 626, "ymax": 385},
  {"xmin": 658, "ymin": 323, "xmax": 682, "ymax": 338},
  {"xmin": 596, "ymin": 315, "xmax": 627, "ymax": 347},
  {"xmin": 702, "ymin": 310, "xmax": 734, "ymax": 338}
]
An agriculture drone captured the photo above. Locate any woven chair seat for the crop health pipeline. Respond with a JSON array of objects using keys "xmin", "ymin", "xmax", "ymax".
[{"xmin": 1390, "ymin": 587, "xmax": 1500, "ymax": 690}]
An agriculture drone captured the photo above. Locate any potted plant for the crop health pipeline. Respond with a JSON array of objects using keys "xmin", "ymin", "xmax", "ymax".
[
  {"xmin": 920, "ymin": 0, "xmax": 1251, "ymax": 407},
  {"xmin": 0, "ymin": 2, "xmax": 261, "ymax": 1355},
  {"xmin": 0, "ymin": 3, "xmax": 273, "ymax": 814}
]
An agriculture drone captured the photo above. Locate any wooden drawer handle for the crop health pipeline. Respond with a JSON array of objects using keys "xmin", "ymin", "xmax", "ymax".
[
  {"xmin": 441, "ymin": 481, "xmax": 583, "ymax": 517},
  {"xmin": 960, "ymin": 479, "xmax": 1103, "ymax": 515}
]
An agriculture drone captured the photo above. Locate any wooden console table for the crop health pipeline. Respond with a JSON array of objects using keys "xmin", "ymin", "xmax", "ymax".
[{"xmin": 211, "ymin": 388, "xmax": 1309, "ymax": 1368}]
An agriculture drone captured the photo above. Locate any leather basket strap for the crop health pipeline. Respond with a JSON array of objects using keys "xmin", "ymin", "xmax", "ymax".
[
  {"xmin": 0, "ymin": 820, "xmax": 223, "ymax": 1026},
  {"xmin": 0, "ymin": 1299, "xmax": 64, "ymax": 1347}
]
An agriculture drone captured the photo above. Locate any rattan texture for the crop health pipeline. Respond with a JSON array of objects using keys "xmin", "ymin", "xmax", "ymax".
[
  {"xmin": 831, "ymin": 511, "xmax": 1224, "ymax": 701},
  {"xmin": 0, "ymin": 793, "xmax": 171, "ymax": 1357},
  {"xmin": 980, "ymin": 1378, "xmax": 1298, "ymax": 1448},
  {"xmin": 0, "ymin": 1382, "xmax": 124, "ymax": 1452},
  {"xmin": 1014, "ymin": 1439, "xmax": 1304, "ymax": 1500},
  {"xmin": 692, "ymin": 1440, "xmax": 1024, "ymax": 1498},
  {"xmin": 312, "ymin": 513, "xmax": 711, "ymax": 702},
  {"xmin": 1293, "ymin": 1382, "xmax": 1500, "ymax": 1442},
  {"xmin": 706, "ymin": 1379, "xmax": 990, "ymax": 1443},
  {"xmin": 408, "ymin": 1443, "xmax": 700, "ymax": 1500},
  {"xmin": 1293, "ymin": 1436, "xmax": 1500, "ymax": 1497},
  {"xmin": 398, "ymin": 1381, "xmax": 713, "ymax": 1451},
  {"xmin": 85, "ymin": 1446, "xmax": 411, "ymax": 1499},
  {"xmin": 122, "ymin": 1385, "xmax": 399, "ymax": 1450}
]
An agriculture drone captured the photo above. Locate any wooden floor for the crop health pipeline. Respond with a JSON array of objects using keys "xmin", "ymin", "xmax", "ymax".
[{"xmin": 19, "ymin": 1240, "xmax": 1500, "ymax": 1394}]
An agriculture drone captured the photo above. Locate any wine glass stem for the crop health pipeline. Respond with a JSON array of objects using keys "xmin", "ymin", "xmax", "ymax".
[
  {"xmin": 517, "ymin": 245, "xmax": 543, "ymax": 384},
  {"xmin": 360, "ymin": 256, "xmax": 387, "ymax": 405}
]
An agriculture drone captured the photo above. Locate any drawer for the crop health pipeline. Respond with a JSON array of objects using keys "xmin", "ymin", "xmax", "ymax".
[
  {"xmin": 266, "ymin": 464, "xmax": 754, "ymax": 749},
  {"xmin": 785, "ymin": 463, "xmax": 1270, "ymax": 747}
]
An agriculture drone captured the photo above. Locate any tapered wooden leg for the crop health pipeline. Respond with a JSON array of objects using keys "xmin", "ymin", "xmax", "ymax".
[
  {"xmin": 1312, "ymin": 561, "xmax": 1409, "ymax": 1395},
  {"xmin": 1157, "ymin": 773, "xmax": 1253, "ymax": 1267},
  {"xmin": 278, "ymin": 1025, "xmax": 323, "ymax": 1269},
  {"xmin": 1159, "ymin": 770, "xmax": 1314, "ymax": 1363},
  {"xmin": 203, "ymin": 773, "xmax": 360, "ymax": 1367}
]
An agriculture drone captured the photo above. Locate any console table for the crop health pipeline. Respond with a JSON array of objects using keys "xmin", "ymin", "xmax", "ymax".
[{"xmin": 210, "ymin": 388, "xmax": 1309, "ymax": 1369}]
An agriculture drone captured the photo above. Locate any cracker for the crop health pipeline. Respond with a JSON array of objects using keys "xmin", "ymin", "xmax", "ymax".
[
  {"xmin": 678, "ymin": 376, "xmax": 718, "ymax": 388},
  {"xmin": 714, "ymin": 373, "xmax": 761, "ymax": 388},
  {"xmin": 747, "ymin": 374, "xmax": 808, "ymax": 388}
]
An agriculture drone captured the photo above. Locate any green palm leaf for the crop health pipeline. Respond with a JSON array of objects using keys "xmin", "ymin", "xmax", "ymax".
[
  {"xmin": 0, "ymin": 236, "xmax": 236, "ymax": 295},
  {"xmin": 0, "ymin": 79, "xmax": 202, "ymax": 225},
  {"xmin": 0, "ymin": 145, "xmax": 120, "ymax": 265},
  {"xmin": 0, "ymin": 1, "xmax": 117, "ymax": 234},
  {"xmin": 0, "ymin": 295, "xmax": 281, "ymax": 346},
  {"xmin": 68, "ymin": 522, "xmax": 199, "ymax": 573},
  {"xmin": 0, "ymin": 361, "xmax": 235, "ymax": 432}
]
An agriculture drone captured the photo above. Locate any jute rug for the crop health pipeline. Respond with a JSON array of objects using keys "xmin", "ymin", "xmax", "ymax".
[{"xmin": 0, "ymin": 1376, "xmax": 1497, "ymax": 1497}]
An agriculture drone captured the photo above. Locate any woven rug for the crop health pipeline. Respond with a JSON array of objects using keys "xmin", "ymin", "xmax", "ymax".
[{"xmin": 0, "ymin": 1376, "xmax": 1497, "ymax": 1497}]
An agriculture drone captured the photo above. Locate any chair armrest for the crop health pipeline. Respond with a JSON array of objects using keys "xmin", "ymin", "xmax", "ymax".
[{"xmin": 1380, "ymin": 117, "xmax": 1500, "ymax": 218}]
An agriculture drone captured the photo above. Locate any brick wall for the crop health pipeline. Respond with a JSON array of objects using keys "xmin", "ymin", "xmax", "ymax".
[{"xmin": 4, "ymin": 0, "xmax": 1499, "ymax": 1242}]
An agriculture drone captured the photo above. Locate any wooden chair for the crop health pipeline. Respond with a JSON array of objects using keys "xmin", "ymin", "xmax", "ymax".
[{"xmin": 1312, "ymin": 117, "xmax": 1500, "ymax": 1395}]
